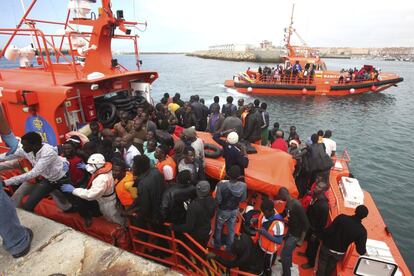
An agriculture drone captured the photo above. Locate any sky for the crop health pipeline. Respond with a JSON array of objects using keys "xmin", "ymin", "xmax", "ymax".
[{"xmin": 1, "ymin": 0, "xmax": 414, "ymax": 52}]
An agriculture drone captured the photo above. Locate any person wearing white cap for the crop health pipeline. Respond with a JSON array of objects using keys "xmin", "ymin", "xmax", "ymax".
[
  {"xmin": 61, "ymin": 153, "xmax": 124, "ymax": 226},
  {"xmin": 213, "ymin": 129, "xmax": 249, "ymax": 176}
]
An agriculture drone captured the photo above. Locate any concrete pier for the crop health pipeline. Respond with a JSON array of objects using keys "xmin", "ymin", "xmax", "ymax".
[
  {"xmin": 187, "ymin": 49, "xmax": 283, "ymax": 63},
  {"xmin": 0, "ymin": 210, "xmax": 180, "ymax": 276}
]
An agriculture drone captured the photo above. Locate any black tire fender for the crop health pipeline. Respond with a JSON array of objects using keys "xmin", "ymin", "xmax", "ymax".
[
  {"xmin": 96, "ymin": 102, "xmax": 117, "ymax": 127},
  {"xmin": 204, "ymin": 143, "xmax": 222, "ymax": 159}
]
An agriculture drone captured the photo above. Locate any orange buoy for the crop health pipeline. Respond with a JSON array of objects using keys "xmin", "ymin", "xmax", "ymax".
[
  {"xmin": 371, "ymin": 85, "xmax": 377, "ymax": 92},
  {"xmin": 349, "ymin": 88, "xmax": 355, "ymax": 94},
  {"xmin": 302, "ymin": 88, "xmax": 307, "ymax": 94}
]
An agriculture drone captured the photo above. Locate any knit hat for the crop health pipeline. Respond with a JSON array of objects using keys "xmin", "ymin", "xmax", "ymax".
[
  {"xmin": 183, "ymin": 127, "xmax": 197, "ymax": 138},
  {"xmin": 226, "ymin": 132, "xmax": 239, "ymax": 145},
  {"xmin": 289, "ymin": 140, "xmax": 299, "ymax": 147},
  {"xmin": 196, "ymin": 181, "xmax": 210, "ymax": 197}
]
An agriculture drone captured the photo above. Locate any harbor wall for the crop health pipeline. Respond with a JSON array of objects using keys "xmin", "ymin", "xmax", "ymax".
[
  {"xmin": 187, "ymin": 49, "xmax": 283, "ymax": 63},
  {"xmin": 0, "ymin": 210, "xmax": 180, "ymax": 276}
]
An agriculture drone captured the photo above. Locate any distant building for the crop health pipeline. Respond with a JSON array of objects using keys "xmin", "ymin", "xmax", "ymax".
[{"xmin": 208, "ymin": 44, "xmax": 254, "ymax": 52}]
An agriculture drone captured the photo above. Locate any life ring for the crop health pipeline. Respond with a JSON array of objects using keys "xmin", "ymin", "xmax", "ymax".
[
  {"xmin": 96, "ymin": 102, "xmax": 117, "ymax": 128},
  {"xmin": 204, "ymin": 143, "xmax": 222, "ymax": 159},
  {"xmin": 134, "ymin": 95, "xmax": 147, "ymax": 107}
]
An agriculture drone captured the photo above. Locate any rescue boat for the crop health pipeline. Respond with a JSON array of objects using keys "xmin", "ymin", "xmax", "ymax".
[
  {"xmin": 0, "ymin": 1, "xmax": 411, "ymax": 275},
  {"xmin": 224, "ymin": 5, "xmax": 404, "ymax": 96}
]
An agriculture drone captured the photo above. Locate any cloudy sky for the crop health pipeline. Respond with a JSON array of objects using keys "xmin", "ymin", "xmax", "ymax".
[{"xmin": 1, "ymin": 0, "xmax": 414, "ymax": 52}]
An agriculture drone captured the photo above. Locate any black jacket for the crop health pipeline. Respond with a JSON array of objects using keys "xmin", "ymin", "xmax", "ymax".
[
  {"xmin": 213, "ymin": 133, "xmax": 249, "ymax": 176},
  {"xmin": 173, "ymin": 196, "xmax": 217, "ymax": 242},
  {"xmin": 307, "ymin": 143, "xmax": 333, "ymax": 173},
  {"xmin": 321, "ymin": 214, "xmax": 367, "ymax": 255},
  {"xmin": 160, "ymin": 183, "xmax": 196, "ymax": 224},
  {"xmin": 306, "ymin": 195, "xmax": 329, "ymax": 237},
  {"xmin": 215, "ymin": 233, "xmax": 262, "ymax": 274},
  {"xmin": 282, "ymin": 198, "xmax": 310, "ymax": 238},
  {"xmin": 130, "ymin": 168, "xmax": 164, "ymax": 223},
  {"xmin": 243, "ymin": 111, "xmax": 262, "ymax": 142}
]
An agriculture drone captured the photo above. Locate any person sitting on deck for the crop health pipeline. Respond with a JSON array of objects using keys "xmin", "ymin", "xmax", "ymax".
[
  {"xmin": 213, "ymin": 165, "xmax": 247, "ymax": 250},
  {"xmin": 213, "ymin": 130, "xmax": 249, "ymax": 177},
  {"xmin": 1, "ymin": 132, "xmax": 72, "ymax": 212}
]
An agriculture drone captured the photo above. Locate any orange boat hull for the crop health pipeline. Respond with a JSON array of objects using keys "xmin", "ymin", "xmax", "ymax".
[{"xmin": 224, "ymin": 76, "xmax": 403, "ymax": 96}]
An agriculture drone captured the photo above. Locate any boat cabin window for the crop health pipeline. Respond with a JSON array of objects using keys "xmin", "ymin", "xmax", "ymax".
[{"xmin": 353, "ymin": 256, "xmax": 398, "ymax": 276}]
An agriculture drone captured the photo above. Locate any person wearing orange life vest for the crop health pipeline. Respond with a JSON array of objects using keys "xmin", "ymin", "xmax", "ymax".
[
  {"xmin": 61, "ymin": 153, "xmax": 124, "ymax": 226},
  {"xmin": 255, "ymin": 198, "xmax": 285, "ymax": 276},
  {"xmin": 112, "ymin": 160, "xmax": 136, "ymax": 208},
  {"xmin": 154, "ymin": 144, "xmax": 176, "ymax": 183}
]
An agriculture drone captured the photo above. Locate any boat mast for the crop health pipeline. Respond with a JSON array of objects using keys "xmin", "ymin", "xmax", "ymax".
[{"xmin": 285, "ymin": 4, "xmax": 295, "ymax": 57}]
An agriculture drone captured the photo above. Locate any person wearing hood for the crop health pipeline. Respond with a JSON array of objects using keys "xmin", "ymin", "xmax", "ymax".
[
  {"xmin": 213, "ymin": 165, "xmax": 247, "ymax": 250},
  {"xmin": 61, "ymin": 153, "xmax": 124, "ymax": 226},
  {"xmin": 181, "ymin": 127, "xmax": 204, "ymax": 163},
  {"xmin": 173, "ymin": 180, "xmax": 216, "ymax": 248}
]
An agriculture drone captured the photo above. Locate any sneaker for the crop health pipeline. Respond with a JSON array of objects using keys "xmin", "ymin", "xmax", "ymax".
[{"xmin": 12, "ymin": 228, "xmax": 33, "ymax": 258}]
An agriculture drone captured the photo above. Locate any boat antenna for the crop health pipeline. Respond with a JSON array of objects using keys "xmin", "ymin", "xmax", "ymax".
[
  {"xmin": 19, "ymin": 0, "xmax": 36, "ymax": 49},
  {"xmin": 285, "ymin": 4, "xmax": 295, "ymax": 57}
]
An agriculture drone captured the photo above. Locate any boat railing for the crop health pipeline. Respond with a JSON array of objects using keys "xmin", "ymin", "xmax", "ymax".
[
  {"xmin": 128, "ymin": 220, "xmax": 255, "ymax": 276},
  {"xmin": 0, "ymin": 26, "xmax": 139, "ymax": 83},
  {"xmin": 255, "ymin": 73, "xmax": 315, "ymax": 85}
]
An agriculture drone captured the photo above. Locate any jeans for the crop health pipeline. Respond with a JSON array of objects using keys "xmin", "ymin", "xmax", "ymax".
[
  {"xmin": 213, "ymin": 208, "xmax": 238, "ymax": 249},
  {"xmin": 281, "ymin": 234, "xmax": 299, "ymax": 276},
  {"xmin": 21, "ymin": 177, "xmax": 72, "ymax": 212},
  {"xmin": 0, "ymin": 187, "xmax": 31, "ymax": 255},
  {"xmin": 316, "ymin": 245, "xmax": 344, "ymax": 276}
]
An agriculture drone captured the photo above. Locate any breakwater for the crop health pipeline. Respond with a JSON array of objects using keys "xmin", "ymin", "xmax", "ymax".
[{"xmin": 187, "ymin": 49, "xmax": 283, "ymax": 63}]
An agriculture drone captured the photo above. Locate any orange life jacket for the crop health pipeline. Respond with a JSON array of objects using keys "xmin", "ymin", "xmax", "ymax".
[
  {"xmin": 241, "ymin": 111, "xmax": 248, "ymax": 127},
  {"xmin": 115, "ymin": 171, "xmax": 135, "ymax": 207},
  {"xmin": 254, "ymin": 212, "xmax": 282, "ymax": 254},
  {"xmin": 155, "ymin": 155, "xmax": 177, "ymax": 180},
  {"xmin": 86, "ymin": 162, "xmax": 112, "ymax": 189}
]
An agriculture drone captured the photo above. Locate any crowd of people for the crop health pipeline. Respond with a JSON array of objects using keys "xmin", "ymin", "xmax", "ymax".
[
  {"xmin": 244, "ymin": 63, "xmax": 380, "ymax": 86},
  {"xmin": 338, "ymin": 66, "xmax": 380, "ymax": 84},
  {"xmin": 245, "ymin": 61, "xmax": 319, "ymax": 84},
  {"xmin": 0, "ymin": 92, "xmax": 369, "ymax": 276}
]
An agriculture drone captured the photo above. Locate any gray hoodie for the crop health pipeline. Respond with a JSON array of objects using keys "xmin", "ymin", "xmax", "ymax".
[{"xmin": 216, "ymin": 180, "xmax": 247, "ymax": 210}]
